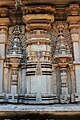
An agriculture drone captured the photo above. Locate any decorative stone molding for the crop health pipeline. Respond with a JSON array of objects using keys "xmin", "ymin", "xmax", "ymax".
[
  {"xmin": 26, "ymin": 23, "xmax": 51, "ymax": 31},
  {"xmin": 25, "ymin": 6, "xmax": 55, "ymax": 14},
  {"xmin": 23, "ymin": 5, "xmax": 55, "ymax": 32},
  {"xmin": 0, "ymin": 26, "xmax": 9, "ymax": 45},
  {"xmin": 66, "ymin": 4, "xmax": 80, "ymax": 16},
  {"xmin": 0, "ymin": 18, "xmax": 10, "ymax": 26},
  {"xmin": 67, "ymin": 4, "xmax": 80, "ymax": 32},
  {"xmin": 0, "ymin": 8, "xmax": 9, "ymax": 17},
  {"xmin": 23, "ymin": 14, "xmax": 54, "ymax": 23},
  {"xmin": 52, "ymin": 21, "xmax": 73, "ymax": 103},
  {"xmin": 0, "ymin": 1, "xmax": 79, "ymax": 105}
]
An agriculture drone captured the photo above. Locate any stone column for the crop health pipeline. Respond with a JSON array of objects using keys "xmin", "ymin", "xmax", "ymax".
[
  {"xmin": 0, "ymin": 18, "xmax": 10, "ymax": 94},
  {"xmin": 70, "ymin": 26, "xmax": 80, "ymax": 62},
  {"xmin": 52, "ymin": 65, "xmax": 57, "ymax": 95},
  {"xmin": 60, "ymin": 68, "xmax": 68, "ymax": 95},
  {"xmin": 69, "ymin": 26, "xmax": 80, "ymax": 102},
  {"xmin": 23, "ymin": 6, "xmax": 55, "ymax": 104},
  {"xmin": 19, "ymin": 66, "xmax": 26, "ymax": 95},
  {"xmin": 4, "ymin": 63, "xmax": 9, "ymax": 94},
  {"xmin": 67, "ymin": 4, "xmax": 80, "ymax": 101},
  {"xmin": 69, "ymin": 65, "xmax": 76, "ymax": 102}
]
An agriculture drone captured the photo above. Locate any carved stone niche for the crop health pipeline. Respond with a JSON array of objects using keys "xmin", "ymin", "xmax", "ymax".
[{"xmin": 53, "ymin": 21, "xmax": 72, "ymax": 64}]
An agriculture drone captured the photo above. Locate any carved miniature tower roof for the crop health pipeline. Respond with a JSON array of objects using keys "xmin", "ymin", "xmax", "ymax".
[
  {"xmin": 55, "ymin": 22, "xmax": 71, "ymax": 55},
  {"xmin": 7, "ymin": 35, "xmax": 23, "ymax": 58}
]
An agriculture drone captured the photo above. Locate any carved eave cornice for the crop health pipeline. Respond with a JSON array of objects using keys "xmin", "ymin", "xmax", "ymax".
[
  {"xmin": 26, "ymin": 23, "xmax": 51, "ymax": 31},
  {"xmin": 23, "ymin": 14, "xmax": 54, "ymax": 23},
  {"xmin": 0, "ymin": 0, "xmax": 80, "ymax": 7},
  {"xmin": 0, "ymin": 2, "xmax": 80, "ymax": 26},
  {"xmin": 25, "ymin": 5, "xmax": 55, "ymax": 14}
]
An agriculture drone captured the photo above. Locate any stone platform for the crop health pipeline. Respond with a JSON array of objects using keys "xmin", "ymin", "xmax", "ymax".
[{"xmin": 0, "ymin": 104, "xmax": 80, "ymax": 118}]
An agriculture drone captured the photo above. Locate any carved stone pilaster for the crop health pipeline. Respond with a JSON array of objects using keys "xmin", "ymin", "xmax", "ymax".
[
  {"xmin": 52, "ymin": 64, "xmax": 57, "ymax": 95},
  {"xmin": 67, "ymin": 3, "xmax": 80, "ymax": 102},
  {"xmin": 0, "ymin": 18, "xmax": 10, "ymax": 95},
  {"xmin": 23, "ymin": 6, "xmax": 55, "ymax": 104},
  {"xmin": 69, "ymin": 64, "xmax": 75, "ymax": 102},
  {"xmin": 53, "ymin": 21, "xmax": 73, "ymax": 103},
  {"xmin": 7, "ymin": 38, "xmax": 23, "ymax": 95},
  {"xmin": 67, "ymin": 4, "xmax": 80, "ymax": 62},
  {"xmin": 4, "ymin": 63, "xmax": 9, "ymax": 94}
]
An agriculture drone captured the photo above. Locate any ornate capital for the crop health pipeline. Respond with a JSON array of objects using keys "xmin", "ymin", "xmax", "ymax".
[
  {"xmin": 66, "ymin": 4, "xmax": 80, "ymax": 16},
  {"xmin": 67, "ymin": 16, "xmax": 80, "ymax": 31},
  {"xmin": 0, "ymin": 25, "xmax": 9, "ymax": 44},
  {"xmin": 71, "ymin": 33, "xmax": 79, "ymax": 42},
  {"xmin": 67, "ymin": 16, "xmax": 80, "ymax": 24},
  {"xmin": 67, "ymin": 16, "xmax": 80, "ymax": 34},
  {"xmin": 0, "ymin": 18, "xmax": 10, "ymax": 26},
  {"xmin": 66, "ymin": 4, "xmax": 80, "ymax": 32}
]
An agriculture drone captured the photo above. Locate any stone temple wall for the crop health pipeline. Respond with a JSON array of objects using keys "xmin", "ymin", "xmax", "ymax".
[{"xmin": 0, "ymin": 1, "xmax": 80, "ymax": 104}]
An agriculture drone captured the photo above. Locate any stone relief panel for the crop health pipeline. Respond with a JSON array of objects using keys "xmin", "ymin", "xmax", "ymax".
[
  {"xmin": 51, "ymin": 21, "xmax": 73, "ymax": 64},
  {"xmin": 51, "ymin": 21, "xmax": 73, "ymax": 103},
  {"xmin": 6, "ymin": 25, "xmax": 27, "ymax": 63}
]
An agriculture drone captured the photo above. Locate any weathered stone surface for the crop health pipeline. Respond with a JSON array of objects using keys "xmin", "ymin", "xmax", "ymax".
[{"xmin": 0, "ymin": 0, "xmax": 80, "ymax": 107}]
